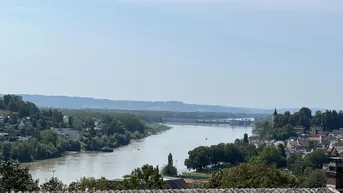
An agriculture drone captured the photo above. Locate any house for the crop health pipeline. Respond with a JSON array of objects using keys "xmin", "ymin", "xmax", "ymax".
[
  {"xmin": 310, "ymin": 126, "xmax": 324, "ymax": 135},
  {"xmin": 330, "ymin": 129, "xmax": 343, "ymax": 139},
  {"xmin": 163, "ymin": 176, "xmax": 187, "ymax": 189},
  {"xmin": 94, "ymin": 121, "xmax": 105, "ymax": 131},
  {"xmin": 325, "ymin": 157, "xmax": 343, "ymax": 192},
  {"xmin": 328, "ymin": 142, "xmax": 343, "ymax": 157},
  {"xmin": 18, "ymin": 118, "xmax": 32, "ymax": 129},
  {"xmin": 17, "ymin": 136, "xmax": 31, "ymax": 142},
  {"xmin": 293, "ymin": 126, "xmax": 305, "ymax": 135},
  {"xmin": 286, "ymin": 138, "xmax": 299, "ymax": 151},
  {"xmin": 273, "ymin": 141, "xmax": 285, "ymax": 147},
  {"xmin": 286, "ymin": 138, "xmax": 313, "ymax": 155},
  {"xmin": 18, "ymin": 120, "xmax": 25, "ymax": 129},
  {"xmin": 330, "ymin": 147, "xmax": 343, "ymax": 157},
  {"xmin": 0, "ymin": 132, "xmax": 9, "ymax": 141},
  {"xmin": 52, "ymin": 128, "xmax": 83, "ymax": 140}
]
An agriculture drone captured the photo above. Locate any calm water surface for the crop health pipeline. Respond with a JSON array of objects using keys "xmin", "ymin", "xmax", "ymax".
[{"xmin": 28, "ymin": 124, "xmax": 252, "ymax": 184}]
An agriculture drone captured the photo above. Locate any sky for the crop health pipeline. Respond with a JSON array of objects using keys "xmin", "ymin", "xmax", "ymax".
[{"xmin": 1, "ymin": 0, "xmax": 343, "ymax": 109}]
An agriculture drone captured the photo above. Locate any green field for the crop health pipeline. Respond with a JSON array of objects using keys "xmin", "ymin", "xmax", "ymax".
[
  {"xmin": 0, "ymin": 109, "xmax": 10, "ymax": 115},
  {"xmin": 179, "ymin": 172, "xmax": 209, "ymax": 180}
]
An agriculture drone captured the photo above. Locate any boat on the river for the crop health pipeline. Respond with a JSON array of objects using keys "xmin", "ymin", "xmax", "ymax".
[{"xmin": 102, "ymin": 147, "xmax": 113, "ymax": 152}]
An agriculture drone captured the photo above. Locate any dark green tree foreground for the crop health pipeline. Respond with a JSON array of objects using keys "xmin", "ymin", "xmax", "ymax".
[
  {"xmin": 208, "ymin": 163, "xmax": 298, "ymax": 188},
  {"xmin": 0, "ymin": 160, "xmax": 39, "ymax": 192}
]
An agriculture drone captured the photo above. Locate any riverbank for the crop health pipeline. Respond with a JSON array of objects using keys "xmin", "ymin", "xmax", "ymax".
[
  {"xmin": 18, "ymin": 123, "xmax": 171, "ymax": 164},
  {"xmin": 144, "ymin": 123, "xmax": 171, "ymax": 135},
  {"xmin": 83, "ymin": 123, "xmax": 171, "ymax": 151},
  {"xmin": 28, "ymin": 124, "xmax": 252, "ymax": 184}
]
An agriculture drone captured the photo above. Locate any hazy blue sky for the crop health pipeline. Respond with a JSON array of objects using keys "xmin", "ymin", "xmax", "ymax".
[{"xmin": 1, "ymin": 0, "xmax": 343, "ymax": 109}]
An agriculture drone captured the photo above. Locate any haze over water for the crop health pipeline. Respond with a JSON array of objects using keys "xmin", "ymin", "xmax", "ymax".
[{"xmin": 28, "ymin": 124, "xmax": 252, "ymax": 184}]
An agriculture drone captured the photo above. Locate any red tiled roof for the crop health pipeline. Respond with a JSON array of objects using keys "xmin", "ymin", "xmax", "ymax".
[{"xmin": 309, "ymin": 137, "xmax": 321, "ymax": 141}]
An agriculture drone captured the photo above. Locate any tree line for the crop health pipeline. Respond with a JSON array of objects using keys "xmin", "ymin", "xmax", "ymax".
[
  {"xmin": 255, "ymin": 107, "xmax": 343, "ymax": 141},
  {"xmin": 1, "ymin": 130, "xmax": 81, "ymax": 162},
  {"xmin": 273, "ymin": 107, "xmax": 343, "ymax": 131},
  {"xmin": 62, "ymin": 108, "xmax": 268, "ymax": 124},
  {"xmin": 184, "ymin": 138, "xmax": 288, "ymax": 171},
  {"xmin": 184, "ymin": 135, "xmax": 263, "ymax": 171}
]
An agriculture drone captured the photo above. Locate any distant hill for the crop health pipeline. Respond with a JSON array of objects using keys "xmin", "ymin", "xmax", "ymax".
[
  {"xmin": 15, "ymin": 94, "xmax": 271, "ymax": 114},
  {"xmin": 12, "ymin": 94, "xmax": 324, "ymax": 115}
]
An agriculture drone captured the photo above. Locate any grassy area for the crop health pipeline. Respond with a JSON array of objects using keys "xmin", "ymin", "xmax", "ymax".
[
  {"xmin": 179, "ymin": 172, "xmax": 210, "ymax": 180},
  {"xmin": 144, "ymin": 123, "xmax": 171, "ymax": 135},
  {"xmin": 0, "ymin": 109, "xmax": 11, "ymax": 115}
]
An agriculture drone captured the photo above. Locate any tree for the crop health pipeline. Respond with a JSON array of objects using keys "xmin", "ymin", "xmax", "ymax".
[
  {"xmin": 302, "ymin": 170, "xmax": 327, "ymax": 188},
  {"xmin": 40, "ymin": 129, "xmax": 58, "ymax": 145},
  {"xmin": 243, "ymin": 133, "xmax": 249, "ymax": 143},
  {"xmin": 0, "ymin": 160, "xmax": 39, "ymax": 192},
  {"xmin": 68, "ymin": 116, "xmax": 74, "ymax": 128},
  {"xmin": 78, "ymin": 177, "xmax": 97, "ymax": 190},
  {"xmin": 299, "ymin": 107, "xmax": 312, "ymax": 119},
  {"xmin": 304, "ymin": 151, "xmax": 328, "ymax": 169},
  {"xmin": 89, "ymin": 127, "xmax": 96, "ymax": 137},
  {"xmin": 67, "ymin": 181, "xmax": 83, "ymax": 191},
  {"xmin": 3, "ymin": 116, "xmax": 9, "ymax": 124},
  {"xmin": 277, "ymin": 144, "xmax": 286, "ymax": 158},
  {"xmin": 8, "ymin": 114, "xmax": 18, "ymax": 124},
  {"xmin": 277, "ymin": 124, "xmax": 297, "ymax": 141},
  {"xmin": 124, "ymin": 164, "xmax": 166, "ymax": 189},
  {"xmin": 250, "ymin": 146, "xmax": 286, "ymax": 168},
  {"xmin": 40, "ymin": 177, "xmax": 65, "ymax": 191},
  {"xmin": 94, "ymin": 177, "xmax": 124, "ymax": 190},
  {"xmin": 307, "ymin": 140, "xmax": 315, "ymax": 149},
  {"xmin": 287, "ymin": 154, "xmax": 301, "ymax": 171},
  {"xmin": 0, "ymin": 98, "xmax": 5, "ymax": 109},
  {"xmin": 2, "ymin": 142, "xmax": 13, "ymax": 161},
  {"xmin": 208, "ymin": 163, "xmax": 298, "ymax": 188},
  {"xmin": 273, "ymin": 109, "xmax": 278, "ymax": 116},
  {"xmin": 162, "ymin": 153, "xmax": 178, "ymax": 177}
]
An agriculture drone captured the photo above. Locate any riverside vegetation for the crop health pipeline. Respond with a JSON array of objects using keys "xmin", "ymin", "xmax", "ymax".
[
  {"xmin": 0, "ymin": 95, "xmax": 170, "ymax": 162},
  {"xmin": 0, "ymin": 133, "xmax": 330, "ymax": 191}
]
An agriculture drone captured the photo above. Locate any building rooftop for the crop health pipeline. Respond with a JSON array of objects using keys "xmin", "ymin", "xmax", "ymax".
[
  {"xmin": 10, "ymin": 188, "xmax": 335, "ymax": 193},
  {"xmin": 329, "ymin": 157, "xmax": 343, "ymax": 160}
]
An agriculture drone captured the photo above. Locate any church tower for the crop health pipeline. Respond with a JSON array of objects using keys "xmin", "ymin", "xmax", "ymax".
[{"xmin": 272, "ymin": 108, "xmax": 277, "ymax": 128}]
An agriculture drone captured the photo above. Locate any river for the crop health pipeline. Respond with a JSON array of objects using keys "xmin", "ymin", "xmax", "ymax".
[{"xmin": 28, "ymin": 123, "xmax": 252, "ymax": 184}]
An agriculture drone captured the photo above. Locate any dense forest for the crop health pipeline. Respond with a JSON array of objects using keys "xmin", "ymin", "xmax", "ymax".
[{"xmin": 273, "ymin": 107, "xmax": 343, "ymax": 131}]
